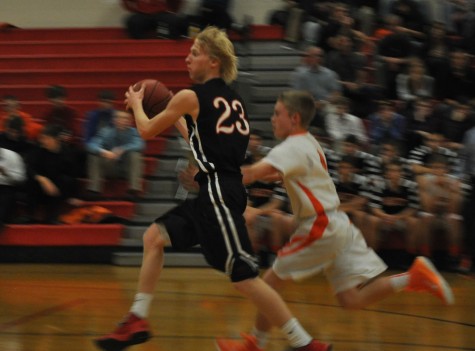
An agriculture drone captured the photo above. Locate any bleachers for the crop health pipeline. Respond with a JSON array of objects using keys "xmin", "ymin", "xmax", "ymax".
[{"xmin": 0, "ymin": 25, "xmax": 286, "ymax": 264}]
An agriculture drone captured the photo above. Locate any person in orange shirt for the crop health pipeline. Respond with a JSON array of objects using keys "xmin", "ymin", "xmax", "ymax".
[{"xmin": 0, "ymin": 95, "xmax": 42, "ymax": 142}]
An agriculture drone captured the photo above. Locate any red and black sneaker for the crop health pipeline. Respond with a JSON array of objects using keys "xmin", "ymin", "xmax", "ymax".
[{"xmin": 94, "ymin": 313, "xmax": 151, "ymax": 351}]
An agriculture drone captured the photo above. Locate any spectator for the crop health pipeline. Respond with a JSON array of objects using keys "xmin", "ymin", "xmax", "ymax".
[
  {"xmin": 0, "ymin": 116, "xmax": 33, "ymax": 157},
  {"xmin": 86, "ymin": 110, "xmax": 145, "ymax": 199},
  {"xmin": 83, "ymin": 90, "xmax": 117, "ymax": 144},
  {"xmin": 0, "ymin": 147, "xmax": 26, "ymax": 232},
  {"xmin": 332, "ymin": 155, "xmax": 370, "ymax": 232},
  {"xmin": 325, "ymin": 36, "xmax": 385, "ymax": 117},
  {"xmin": 422, "ymin": 22, "xmax": 453, "ymax": 81},
  {"xmin": 317, "ymin": 2, "xmax": 368, "ymax": 52},
  {"xmin": 290, "ymin": 45, "xmax": 341, "ymax": 132},
  {"xmin": 366, "ymin": 160, "xmax": 421, "ymax": 262},
  {"xmin": 0, "ymin": 95, "xmax": 42, "ymax": 142},
  {"xmin": 122, "ymin": 0, "xmax": 186, "ymax": 39},
  {"xmin": 434, "ymin": 49, "xmax": 475, "ymax": 103},
  {"xmin": 368, "ymin": 100, "xmax": 406, "ymax": 152},
  {"xmin": 42, "ymin": 85, "xmax": 80, "ymax": 145},
  {"xmin": 433, "ymin": 99, "xmax": 475, "ymax": 151},
  {"xmin": 365, "ymin": 139, "xmax": 413, "ymax": 183},
  {"xmin": 389, "ymin": 0, "xmax": 427, "ymax": 33},
  {"xmin": 461, "ymin": 122, "xmax": 475, "ymax": 273},
  {"xmin": 375, "ymin": 14, "xmax": 414, "ymax": 99},
  {"xmin": 396, "ymin": 57, "xmax": 434, "ymax": 108},
  {"xmin": 403, "ymin": 97, "xmax": 437, "ymax": 152},
  {"xmin": 418, "ymin": 154, "xmax": 464, "ymax": 270},
  {"xmin": 324, "ymin": 134, "xmax": 373, "ymax": 179},
  {"xmin": 244, "ymin": 129, "xmax": 270, "ymax": 165},
  {"xmin": 408, "ymin": 132, "xmax": 461, "ymax": 180},
  {"xmin": 24, "ymin": 124, "xmax": 80, "ymax": 224},
  {"xmin": 324, "ymin": 96, "xmax": 368, "ymax": 149}
]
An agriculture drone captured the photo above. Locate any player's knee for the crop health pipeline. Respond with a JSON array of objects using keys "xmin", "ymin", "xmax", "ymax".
[
  {"xmin": 232, "ymin": 277, "xmax": 257, "ymax": 295},
  {"xmin": 336, "ymin": 292, "xmax": 364, "ymax": 310},
  {"xmin": 143, "ymin": 225, "xmax": 167, "ymax": 250}
]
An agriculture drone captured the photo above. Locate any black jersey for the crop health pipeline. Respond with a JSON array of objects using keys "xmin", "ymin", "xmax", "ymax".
[{"xmin": 185, "ymin": 78, "xmax": 250, "ymax": 180}]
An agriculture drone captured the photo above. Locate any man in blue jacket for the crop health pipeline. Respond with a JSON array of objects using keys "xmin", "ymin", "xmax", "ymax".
[{"xmin": 86, "ymin": 110, "xmax": 145, "ymax": 198}]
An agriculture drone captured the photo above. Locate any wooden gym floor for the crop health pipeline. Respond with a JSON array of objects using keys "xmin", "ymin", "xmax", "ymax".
[{"xmin": 0, "ymin": 264, "xmax": 474, "ymax": 351}]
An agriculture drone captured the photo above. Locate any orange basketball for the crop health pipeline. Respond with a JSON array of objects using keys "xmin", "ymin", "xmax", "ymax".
[{"xmin": 133, "ymin": 79, "xmax": 173, "ymax": 118}]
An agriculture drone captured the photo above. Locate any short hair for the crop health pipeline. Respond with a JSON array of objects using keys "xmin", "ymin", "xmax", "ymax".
[
  {"xmin": 344, "ymin": 134, "xmax": 359, "ymax": 145},
  {"xmin": 41, "ymin": 123, "xmax": 63, "ymax": 138},
  {"xmin": 5, "ymin": 115, "xmax": 24, "ymax": 132},
  {"xmin": 339, "ymin": 155, "xmax": 357, "ymax": 167},
  {"xmin": 98, "ymin": 90, "xmax": 116, "ymax": 101},
  {"xmin": 428, "ymin": 153, "xmax": 449, "ymax": 166},
  {"xmin": 277, "ymin": 90, "xmax": 316, "ymax": 128},
  {"xmin": 196, "ymin": 26, "xmax": 238, "ymax": 84},
  {"xmin": 2, "ymin": 95, "xmax": 17, "ymax": 101},
  {"xmin": 46, "ymin": 85, "xmax": 67, "ymax": 99}
]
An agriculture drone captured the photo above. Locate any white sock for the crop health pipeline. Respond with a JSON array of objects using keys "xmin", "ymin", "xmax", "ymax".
[
  {"xmin": 281, "ymin": 318, "xmax": 312, "ymax": 348},
  {"xmin": 389, "ymin": 273, "xmax": 410, "ymax": 292},
  {"xmin": 130, "ymin": 292, "xmax": 153, "ymax": 318},
  {"xmin": 251, "ymin": 326, "xmax": 269, "ymax": 349}
]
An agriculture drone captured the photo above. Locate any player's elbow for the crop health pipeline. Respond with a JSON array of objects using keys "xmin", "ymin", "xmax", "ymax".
[{"xmin": 139, "ymin": 129, "xmax": 155, "ymax": 140}]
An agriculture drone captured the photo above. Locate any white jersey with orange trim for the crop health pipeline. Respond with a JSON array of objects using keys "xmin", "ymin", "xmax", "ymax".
[
  {"xmin": 263, "ymin": 132, "xmax": 387, "ymax": 291},
  {"xmin": 263, "ymin": 132, "xmax": 340, "ymax": 220}
]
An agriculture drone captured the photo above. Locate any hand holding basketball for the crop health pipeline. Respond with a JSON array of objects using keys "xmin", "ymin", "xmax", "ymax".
[{"xmin": 128, "ymin": 79, "xmax": 173, "ymax": 118}]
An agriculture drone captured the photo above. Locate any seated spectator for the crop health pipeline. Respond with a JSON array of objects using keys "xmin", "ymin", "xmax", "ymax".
[
  {"xmin": 0, "ymin": 95, "xmax": 42, "ymax": 142},
  {"xmin": 366, "ymin": 160, "xmax": 421, "ymax": 262},
  {"xmin": 43, "ymin": 84, "xmax": 88, "ymax": 176},
  {"xmin": 368, "ymin": 100, "xmax": 406, "ymax": 152},
  {"xmin": 332, "ymin": 155, "xmax": 370, "ymax": 232},
  {"xmin": 122, "ymin": 0, "xmax": 186, "ymax": 39},
  {"xmin": 418, "ymin": 154, "xmax": 464, "ymax": 270},
  {"xmin": 403, "ymin": 97, "xmax": 437, "ymax": 152},
  {"xmin": 0, "ymin": 116, "xmax": 33, "ymax": 157},
  {"xmin": 0, "ymin": 147, "xmax": 26, "ymax": 232},
  {"xmin": 23, "ymin": 124, "xmax": 80, "ymax": 224},
  {"xmin": 325, "ymin": 96, "xmax": 368, "ymax": 150},
  {"xmin": 42, "ymin": 85, "xmax": 80, "ymax": 145},
  {"xmin": 434, "ymin": 49, "xmax": 475, "ymax": 103},
  {"xmin": 388, "ymin": 0, "xmax": 427, "ymax": 34},
  {"xmin": 375, "ymin": 14, "xmax": 414, "ymax": 99},
  {"xmin": 321, "ymin": 29, "xmax": 381, "ymax": 114},
  {"xmin": 324, "ymin": 134, "xmax": 373, "ymax": 179},
  {"xmin": 422, "ymin": 22, "xmax": 453, "ymax": 82},
  {"xmin": 461, "ymin": 122, "xmax": 475, "ymax": 273},
  {"xmin": 432, "ymin": 99, "xmax": 475, "ymax": 151},
  {"xmin": 86, "ymin": 111, "xmax": 145, "ymax": 199},
  {"xmin": 408, "ymin": 132, "xmax": 461, "ymax": 180},
  {"xmin": 290, "ymin": 45, "xmax": 341, "ymax": 133},
  {"xmin": 83, "ymin": 90, "xmax": 117, "ymax": 144},
  {"xmin": 396, "ymin": 57, "xmax": 434, "ymax": 108},
  {"xmin": 317, "ymin": 2, "xmax": 369, "ymax": 52},
  {"xmin": 365, "ymin": 139, "xmax": 412, "ymax": 183},
  {"xmin": 244, "ymin": 129, "xmax": 270, "ymax": 165}
]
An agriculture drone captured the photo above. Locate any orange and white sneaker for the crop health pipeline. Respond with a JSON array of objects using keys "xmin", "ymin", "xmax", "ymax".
[
  {"xmin": 407, "ymin": 256, "xmax": 455, "ymax": 305},
  {"xmin": 215, "ymin": 333, "xmax": 263, "ymax": 351},
  {"xmin": 291, "ymin": 339, "xmax": 332, "ymax": 351}
]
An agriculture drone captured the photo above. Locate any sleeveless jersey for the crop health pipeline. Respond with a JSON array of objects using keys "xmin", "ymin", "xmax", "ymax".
[
  {"xmin": 185, "ymin": 78, "xmax": 250, "ymax": 180},
  {"xmin": 263, "ymin": 132, "xmax": 340, "ymax": 219}
]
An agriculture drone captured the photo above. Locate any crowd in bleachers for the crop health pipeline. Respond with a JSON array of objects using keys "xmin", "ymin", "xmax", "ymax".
[
  {"xmin": 1, "ymin": 0, "xmax": 475, "ymax": 272},
  {"xmin": 245, "ymin": 0, "xmax": 475, "ymax": 272},
  {"xmin": 0, "ymin": 87, "xmax": 145, "ymax": 227}
]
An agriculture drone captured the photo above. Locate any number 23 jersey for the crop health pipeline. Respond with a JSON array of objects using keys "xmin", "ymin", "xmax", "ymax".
[{"xmin": 185, "ymin": 78, "xmax": 250, "ymax": 177}]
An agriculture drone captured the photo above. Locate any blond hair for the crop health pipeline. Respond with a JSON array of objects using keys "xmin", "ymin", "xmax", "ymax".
[
  {"xmin": 277, "ymin": 90, "xmax": 316, "ymax": 128},
  {"xmin": 195, "ymin": 26, "xmax": 238, "ymax": 84}
]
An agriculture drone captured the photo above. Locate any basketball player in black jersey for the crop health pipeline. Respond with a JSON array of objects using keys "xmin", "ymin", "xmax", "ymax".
[{"xmin": 94, "ymin": 27, "xmax": 330, "ymax": 351}]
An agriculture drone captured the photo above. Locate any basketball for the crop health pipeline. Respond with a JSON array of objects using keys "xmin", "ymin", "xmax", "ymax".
[{"xmin": 133, "ymin": 79, "xmax": 173, "ymax": 117}]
